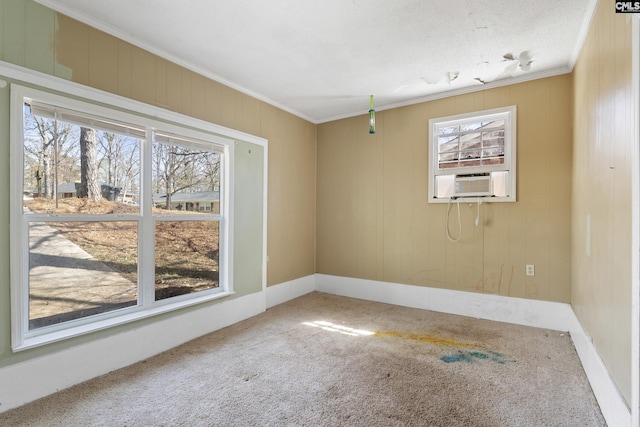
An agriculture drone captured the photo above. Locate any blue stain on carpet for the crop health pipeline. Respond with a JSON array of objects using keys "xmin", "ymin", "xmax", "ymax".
[{"xmin": 440, "ymin": 349, "xmax": 513, "ymax": 364}]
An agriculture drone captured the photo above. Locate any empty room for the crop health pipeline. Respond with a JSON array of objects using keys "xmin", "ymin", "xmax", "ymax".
[{"xmin": 0, "ymin": 0, "xmax": 637, "ymax": 425}]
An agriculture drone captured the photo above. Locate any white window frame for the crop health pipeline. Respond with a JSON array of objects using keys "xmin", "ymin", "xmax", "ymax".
[
  {"xmin": 10, "ymin": 84, "xmax": 235, "ymax": 351},
  {"xmin": 428, "ymin": 105, "xmax": 517, "ymax": 203}
]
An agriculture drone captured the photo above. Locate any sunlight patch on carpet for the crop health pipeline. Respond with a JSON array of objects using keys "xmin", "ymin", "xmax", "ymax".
[{"xmin": 302, "ymin": 320, "xmax": 375, "ymax": 336}]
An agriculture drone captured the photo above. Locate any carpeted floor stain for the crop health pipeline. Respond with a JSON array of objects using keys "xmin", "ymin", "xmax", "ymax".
[
  {"xmin": 375, "ymin": 330, "xmax": 486, "ymax": 348},
  {"xmin": 376, "ymin": 330, "xmax": 515, "ymax": 365},
  {"xmin": 440, "ymin": 349, "xmax": 514, "ymax": 364}
]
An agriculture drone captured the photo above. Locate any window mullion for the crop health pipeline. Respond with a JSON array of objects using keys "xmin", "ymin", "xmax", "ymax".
[{"xmin": 140, "ymin": 129, "xmax": 155, "ymax": 307}]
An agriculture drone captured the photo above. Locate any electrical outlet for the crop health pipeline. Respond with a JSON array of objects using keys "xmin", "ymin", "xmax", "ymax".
[{"xmin": 526, "ymin": 264, "xmax": 535, "ymax": 276}]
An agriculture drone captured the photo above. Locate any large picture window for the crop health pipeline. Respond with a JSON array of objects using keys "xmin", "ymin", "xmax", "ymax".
[{"xmin": 11, "ymin": 85, "xmax": 233, "ymax": 350}]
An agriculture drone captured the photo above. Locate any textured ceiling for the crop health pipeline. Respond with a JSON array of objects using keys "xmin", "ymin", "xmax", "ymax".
[{"xmin": 36, "ymin": 0, "xmax": 597, "ymax": 123}]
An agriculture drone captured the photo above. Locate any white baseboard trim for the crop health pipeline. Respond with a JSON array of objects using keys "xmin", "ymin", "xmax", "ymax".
[
  {"xmin": 0, "ymin": 291, "xmax": 265, "ymax": 413},
  {"xmin": 315, "ymin": 274, "xmax": 572, "ymax": 331},
  {"xmin": 315, "ymin": 273, "xmax": 630, "ymax": 427},
  {"xmin": 568, "ymin": 315, "xmax": 631, "ymax": 427},
  {"xmin": 266, "ymin": 274, "xmax": 315, "ymax": 308}
]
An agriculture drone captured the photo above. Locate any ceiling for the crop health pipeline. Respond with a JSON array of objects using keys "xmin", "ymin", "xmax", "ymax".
[{"xmin": 36, "ymin": 0, "xmax": 597, "ymax": 124}]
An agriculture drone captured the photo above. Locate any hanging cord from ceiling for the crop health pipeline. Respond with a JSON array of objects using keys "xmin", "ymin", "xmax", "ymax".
[
  {"xmin": 446, "ymin": 197, "xmax": 462, "ymax": 242},
  {"xmin": 369, "ymin": 95, "xmax": 376, "ymax": 134}
]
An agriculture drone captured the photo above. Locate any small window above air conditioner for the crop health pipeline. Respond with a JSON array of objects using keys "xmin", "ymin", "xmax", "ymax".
[{"xmin": 428, "ymin": 106, "xmax": 516, "ymax": 203}]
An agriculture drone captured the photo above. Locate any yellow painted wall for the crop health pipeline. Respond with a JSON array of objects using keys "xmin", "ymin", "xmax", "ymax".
[
  {"xmin": 317, "ymin": 74, "xmax": 573, "ymax": 302},
  {"xmin": 572, "ymin": 1, "xmax": 633, "ymax": 405}
]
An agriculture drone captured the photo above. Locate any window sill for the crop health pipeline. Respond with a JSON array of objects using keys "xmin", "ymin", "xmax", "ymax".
[
  {"xmin": 14, "ymin": 290, "xmax": 235, "ymax": 352},
  {"xmin": 428, "ymin": 195, "xmax": 516, "ymax": 203}
]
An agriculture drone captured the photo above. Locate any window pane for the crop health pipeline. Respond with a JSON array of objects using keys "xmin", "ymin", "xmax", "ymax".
[
  {"xmin": 155, "ymin": 220, "xmax": 219, "ymax": 301},
  {"xmin": 482, "ymin": 130, "xmax": 505, "ymax": 148},
  {"xmin": 23, "ymin": 104, "xmax": 141, "ymax": 214},
  {"xmin": 439, "ymin": 161, "xmax": 460, "ymax": 169},
  {"xmin": 482, "ymin": 147, "xmax": 505, "ymax": 159},
  {"xmin": 29, "ymin": 220, "xmax": 138, "ymax": 329},
  {"xmin": 438, "ymin": 125, "xmax": 458, "ymax": 137},
  {"xmin": 459, "ymin": 147, "xmax": 482, "ymax": 167},
  {"xmin": 482, "ymin": 119, "xmax": 505, "ymax": 129},
  {"xmin": 459, "ymin": 132, "xmax": 482, "ymax": 150},
  {"xmin": 439, "ymin": 152, "xmax": 459, "ymax": 162},
  {"xmin": 460, "ymin": 122, "xmax": 483, "ymax": 132},
  {"xmin": 438, "ymin": 135, "xmax": 458, "ymax": 154},
  {"xmin": 481, "ymin": 157, "xmax": 505, "ymax": 166},
  {"xmin": 438, "ymin": 135, "xmax": 460, "ymax": 169},
  {"xmin": 152, "ymin": 141, "xmax": 221, "ymax": 215},
  {"xmin": 460, "ymin": 147, "xmax": 481, "ymax": 160}
]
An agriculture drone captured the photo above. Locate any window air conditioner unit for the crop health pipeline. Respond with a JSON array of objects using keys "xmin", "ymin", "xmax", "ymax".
[
  {"xmin": 433, "ymin": 171, "xmax": 509, "ymax": 200},
  {"xmin": 453, "ymin": 174, "xmax": 492, "ymax": 198}
]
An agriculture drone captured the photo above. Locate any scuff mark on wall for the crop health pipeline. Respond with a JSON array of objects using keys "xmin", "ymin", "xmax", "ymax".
[{"xmin": 473, "ymin": 263, "xmax": 515, "ymax": 295}]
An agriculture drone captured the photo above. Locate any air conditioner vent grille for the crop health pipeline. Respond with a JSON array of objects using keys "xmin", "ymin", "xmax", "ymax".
[{"xmin": 454, "ymin": 175, "xmax": 492, "ymax": 197}]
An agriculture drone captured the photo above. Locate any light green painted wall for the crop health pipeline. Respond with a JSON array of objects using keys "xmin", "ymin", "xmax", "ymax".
[
  {"xmin": 234, "ymin": 141, "xmax": 265, "ymax": 296},
  {"xmin": 0, "ymin": 74, "xmax": 10, "ymax": 363},
  {"xmin": 0, "ymin": 0, "xmax": 55, "ymax": 73}
]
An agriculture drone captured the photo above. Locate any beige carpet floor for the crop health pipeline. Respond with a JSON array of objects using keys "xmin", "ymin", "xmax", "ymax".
[{"xmin": 0, "ymin": 292, "xmax": 606, "ymax": 426}]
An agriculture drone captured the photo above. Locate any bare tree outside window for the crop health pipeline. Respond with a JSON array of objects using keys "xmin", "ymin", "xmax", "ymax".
[
  {"xmin": 23, "ymin": 110, "xmax": 77, "ymax": 200},
  {"xmin": 78, "ymin": 127, "xmax": 101, "ymax": 202},
  {"xmin": 152, "ymin": 141, "xmax": 220, "ymax": 212}
]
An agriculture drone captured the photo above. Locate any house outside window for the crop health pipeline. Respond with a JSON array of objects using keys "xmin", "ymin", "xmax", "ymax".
[{"xmin": 10, "ymin": 84, "xmax": 233, "ymax": 350}]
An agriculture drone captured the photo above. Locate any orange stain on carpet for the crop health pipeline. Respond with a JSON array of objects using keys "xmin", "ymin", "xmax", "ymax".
[{"xmin": 375, "ymin": 330, "xmax": 485, "ymax": 349}]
